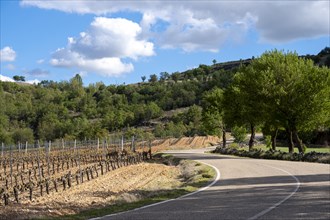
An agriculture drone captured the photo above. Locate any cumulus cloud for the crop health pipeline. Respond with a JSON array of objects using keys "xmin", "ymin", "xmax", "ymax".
[
  {"xmin": 50, "ymin": 17, "xmax": 154, "ymax": 76},
  {"xmin": 21, "ymin": 0, "xmax": 329, "ymax": 49},
  {"xmin": 0, "ymin": 74, "xmax": 15, "ymax": 82},
  {"xmin": 0, "ymin": 47, "xmax": 16, "ymax": 62}
]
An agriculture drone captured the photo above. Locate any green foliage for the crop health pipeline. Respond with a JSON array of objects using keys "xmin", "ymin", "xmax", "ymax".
[
  {"xmin": 13, "ymin": 75, "xmax": 25, "ymax": 82},
  {"xmin": 231, "ymin": 126, "xmax": 247, "ymax": 143},
  {"xmin": 202, "ymin": 88, "xmax": 225, "ymax": 137},
  {"xmin": 0, "ymin": 48, "xmax": 328, "ymax": 147},
  {"xmin": 11, "ymin": 128, "xmax": 34, "ymax": 144},
  {"xmin": 264, "ymin": 135, "xmax": 272, "ymax": 149}
]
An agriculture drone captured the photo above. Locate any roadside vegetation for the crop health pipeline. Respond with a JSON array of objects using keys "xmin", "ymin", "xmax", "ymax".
[
  {"xmin": 213, "ymin": 145, "xmax": 330, "ymax": 164},
  {"xmin": 0, "ymin": 47, "xmax": 329, "ymax": 154}
]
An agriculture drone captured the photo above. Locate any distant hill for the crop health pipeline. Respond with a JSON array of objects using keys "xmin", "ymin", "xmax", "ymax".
[{"xmin": 0, "ymin": 47, "xmax": 328, "ymax": 145}]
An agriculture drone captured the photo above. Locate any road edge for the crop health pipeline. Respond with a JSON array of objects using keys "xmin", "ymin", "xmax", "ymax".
[{"xmin": 91, "ymin": 160, "xmax": 221, "ymax": 220}]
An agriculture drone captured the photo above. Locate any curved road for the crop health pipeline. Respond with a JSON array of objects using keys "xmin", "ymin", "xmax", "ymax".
[{"xmin": 95, "ymin": 147, "xmax": 330, "ymax": 220}]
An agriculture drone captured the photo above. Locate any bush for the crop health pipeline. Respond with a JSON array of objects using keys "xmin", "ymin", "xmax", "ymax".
[
  {"xmin": 231, "ymin": 126, "xmax": 247, "ymax": 143},
  {"xmin": 264, "ymin": 135, "xmax": 272, "ymax": 149},
  {"xmin": 213, "ymin": 146, "xmax": 329, "ymax": 164}
]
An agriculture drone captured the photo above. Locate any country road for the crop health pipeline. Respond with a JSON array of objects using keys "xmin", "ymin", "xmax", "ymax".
[{"xmin": 94, "ymin": 147, "xmax": 330, "ymax": 220}]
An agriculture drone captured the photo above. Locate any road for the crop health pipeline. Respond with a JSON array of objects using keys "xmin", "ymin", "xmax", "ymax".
[{"xmin": 94, "ymin": 147, "xmax": 330, "ymax": 220}]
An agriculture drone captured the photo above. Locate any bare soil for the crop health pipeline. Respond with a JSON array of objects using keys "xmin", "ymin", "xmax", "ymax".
[
  {"xmin": 0, "ymin": 136, "xmax": 219, "ymax": 219},
  {"xmin": 0, "ymin": 163, "xmax": 181, "ymax": 219}
]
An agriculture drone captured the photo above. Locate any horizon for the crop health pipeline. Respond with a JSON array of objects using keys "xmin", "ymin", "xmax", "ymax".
[{"xmin": 1, "ymin": 0, "xmax": 329, "ymax": 85}]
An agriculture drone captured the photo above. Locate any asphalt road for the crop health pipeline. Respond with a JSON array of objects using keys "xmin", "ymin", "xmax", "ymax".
[{"xmin": 94, "ymin": 147, "xmax": 330, "ymax": 220}]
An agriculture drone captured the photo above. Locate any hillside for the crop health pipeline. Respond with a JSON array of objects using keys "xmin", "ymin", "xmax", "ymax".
[{"xmin": 0, "ymin": 47, "xmax": 329, "ymax": 146}]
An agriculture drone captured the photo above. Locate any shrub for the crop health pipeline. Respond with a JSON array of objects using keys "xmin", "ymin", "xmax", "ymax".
[{"xmin": 231, "ymin": 126, "xmax": 247, "ymax": 143}]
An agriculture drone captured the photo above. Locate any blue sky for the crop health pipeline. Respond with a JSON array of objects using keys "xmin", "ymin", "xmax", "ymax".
[{"xmin": 1, "ymin": 0, "xmax": 329, "ymax": 85}]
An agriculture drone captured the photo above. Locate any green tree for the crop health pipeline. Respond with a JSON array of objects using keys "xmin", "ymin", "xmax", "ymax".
[
  {"xmin": 160, "ymin": 72, "xmax": 170, "ymax": 81},
  {"xmin": 231, "ymin": 126, "xmax": 247, "ymax": 144},
  {"xmin": 227, "ymin": 64, "xmax": 266, "ymax": 150},
  {"xmin": 149, "ymin": 74, "xmax": 158, "ymax": 83},
  {"xmin": 13, "ymin": 75, "xmax": 25, "ymax": 82},
  {"xmin": 238, "ymin": 50, "xmax": 330, "ymax": 153},
  {"xmin": 202, "ymin": 88, "xmax": 227, "ymax": 147},
  {"xmin": 141, "ymin": 76, "xmax": 146, "ymax": 82},
  {"xmin": 171, "ymin": 72, "xmax": 181, "ymax": 83},
  {"xmin": 11, "ymin": 128, "xmax": 34, "ymax": 144}
]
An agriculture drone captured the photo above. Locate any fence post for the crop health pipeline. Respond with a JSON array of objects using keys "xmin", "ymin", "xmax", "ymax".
[
  {"xmin": 25, "ymin": 141, "xmax": 28, "ymax": 154},
  {"xmin": 46, "ymin": 141, "xmax": 50, "ymax": 176},
  {"xmin": 121, "ymin": 136, "xmax": 124, "ymax": 151},
  {"xmin": 102, "ymin": 139, "xmax": 106, "ymax": 160},
  {"xmin": 131, "ymin": 136, "xmax": 135, "ymax": 152},
  {"xmin": 1, "ymin": 142, "xmax": 3, "ymax": 158},
  {"xmin": 10, "ymin": 145, "xmax": 13, "ymax": 187},
  {"xmin": 37, "ymin": 140, "xmax": 42, "ymax": 182},
  {"xmin": 97, "ymin": 138, "xmax": 99, "ymax": 151}
]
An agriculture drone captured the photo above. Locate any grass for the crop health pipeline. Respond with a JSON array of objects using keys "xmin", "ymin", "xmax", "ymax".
[
  {"xmin": 240, "ymin": 144, "xmax": 330, "ymax": 154},
  {"xmin": 38, "ymin": 154, "xmax": 215, "ymax": 220}
]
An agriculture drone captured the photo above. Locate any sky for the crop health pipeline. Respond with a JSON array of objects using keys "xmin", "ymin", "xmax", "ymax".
[{"xmin": 0, "ymin": 0, "xmax": 329, "ymax": 85}]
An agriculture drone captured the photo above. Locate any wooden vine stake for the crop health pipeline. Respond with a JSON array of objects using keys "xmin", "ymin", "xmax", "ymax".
[
  {"xmin": 10, "ymin": 145, "xmax": 13, "ymax": 187},
  {"xmin": 121, "ymin": 136, "xmax": 124, "ymax": 151},
  {"xmin": 37, "ymin": 140, "xmax": 42, "ymax": 182},
  {"xmin": 1, "ymin": 142, "xmax": 3, "ymax": 158}
]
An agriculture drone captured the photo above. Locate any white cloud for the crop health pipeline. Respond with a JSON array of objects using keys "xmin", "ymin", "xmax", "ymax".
[
  {"xmin": 50, "ymin": 17, "xmax": 153, "ymax": 76},
  {"xmin": 0, "ymin": 47, "xmax": 16, "ymax": 62},
  {"xmin": 21, "ymin": 0, "xmax": 330, "ymax": 49},
  {"xmin": 0, "ymin": 74, "xmax": 15, "ymax": 82}
]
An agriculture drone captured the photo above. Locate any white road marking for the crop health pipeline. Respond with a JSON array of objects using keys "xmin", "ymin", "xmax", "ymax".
[
  {"xmin": 248, "ymin": 165, "xmax": 301, "ymax": 220},
  {"xmin": 90, "ymin": 160, "xmax": 221, "ymax": 220}
]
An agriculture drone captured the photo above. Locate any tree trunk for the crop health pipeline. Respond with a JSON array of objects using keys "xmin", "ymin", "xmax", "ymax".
[
  {"xmin": 248, "ymin": 123, "xmax": 255, "ymax": 151},
  {"xmin": 293, "ymin": 129, "xmax": 304, "ymax": 153},
  {"xmin": 271, "ymin": 128, "xmax": 278, "ymax": 151},
  {"xmin": 286, "ymin": 127, "xmax": 294, "ymax": 153},
  {"xmin": 222, "ymin": 126, "xmax": 226, "ymax": 148}
]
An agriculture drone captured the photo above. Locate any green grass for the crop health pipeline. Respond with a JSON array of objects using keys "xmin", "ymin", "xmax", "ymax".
[
  {"xmin": 37, "ymin": 155, "xmax": 215, "ymax": 220},
  {"xmin": 240, "ymin": 145, "xmax": 330, "ymax": 153}
]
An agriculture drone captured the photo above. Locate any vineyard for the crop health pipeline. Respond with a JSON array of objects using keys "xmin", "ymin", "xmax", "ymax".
[
  {"xmin": 0, "ymin": 137, "xmax": 152, "ymax": 206},
  {"xmin": 0, "ymin": 135, "xmax": 219, "ymax": 208}
]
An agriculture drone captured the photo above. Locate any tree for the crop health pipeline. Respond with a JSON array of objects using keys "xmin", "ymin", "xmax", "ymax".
[
  {"xmin": 160, "ymin": 72, "xmax": 170, "ymax": 81},
  {"xmin": 141, "ymin": 76, "xmax": 146, "ymax": 82},
  {"xmin": 202, "ymin": 88, "xmax": 227, "ymax": 147},
  {"xmin": 227, "ymin": 64, "xmax": 266, "ymax": 150},
  {"xmin": 231, "ymin": 126, "xmax": 247, "ymax": 144},
  {"xmin": 237, "ymin": 50, "xmax": 330, "ymax": 153},
  {"xmin": 149, "ymin": 74, "xmax": 158, "ymax": 83},
  {"xmin": 13, "ymin": 75, "xmax": 25, "ymax": 82},
  {"xmin": 212, "ymin": 59, "xmax": 217, "ymax": 65},
  {"xmin": 171, "ymin": 72, "xmax": 181, "ymax": 83}
]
